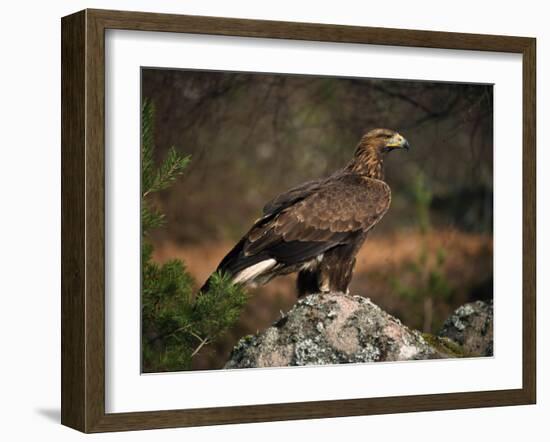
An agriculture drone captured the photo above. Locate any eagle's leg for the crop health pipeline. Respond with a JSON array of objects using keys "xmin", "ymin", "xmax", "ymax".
[
  {"xmin": 296, "ymin": 247, "xmax": 357, "ymax": 297},
  {"xmin": 297, "ymin": 268, "xmax": 321, "ymax": 297},
  {"xmin": 318, "ymin": 257, "xmax": 356, "ymax": 295}
]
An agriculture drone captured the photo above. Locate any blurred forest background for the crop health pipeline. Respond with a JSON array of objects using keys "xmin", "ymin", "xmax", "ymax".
[{"xmin": 142, "ymin": 68, "xmax": 493, "ymax": 371}]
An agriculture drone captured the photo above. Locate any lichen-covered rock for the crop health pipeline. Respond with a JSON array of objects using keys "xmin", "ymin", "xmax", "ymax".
[
  {"xmin": 439, "ymin": 300, "xmax": 493, "ymax": 356},
  {"xmin": 225, "ymin": 292, "xmax": 445, "ymax": 369}
]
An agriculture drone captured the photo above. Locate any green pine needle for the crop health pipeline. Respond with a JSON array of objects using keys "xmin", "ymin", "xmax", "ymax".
[{"xmin": 140, "ymin": 98, "xmax": 247, "ymax": 372}]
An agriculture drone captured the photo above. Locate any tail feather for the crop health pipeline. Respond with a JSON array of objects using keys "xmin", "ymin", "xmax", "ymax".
[
  {"xmin": 198, "ymin": 238, "xmax": 272, "ymax": 294},
  {"xmin": 198, "ymin": 236, "xmax": 342, "ymax": 295}
]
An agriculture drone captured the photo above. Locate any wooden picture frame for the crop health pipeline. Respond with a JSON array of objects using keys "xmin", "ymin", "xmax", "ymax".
[{"xmin": 61, "ymin": 8, "xmax": 536, "ymax": 433}]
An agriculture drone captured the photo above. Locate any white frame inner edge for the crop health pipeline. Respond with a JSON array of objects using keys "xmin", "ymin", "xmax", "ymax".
[{"xmin": 105, "ymin": 29, "xmax": 523, "ymax": 413}]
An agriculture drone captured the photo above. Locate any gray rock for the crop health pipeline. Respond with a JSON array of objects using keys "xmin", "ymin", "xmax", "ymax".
[
  {"xmin": 439, "ymin": 300, "xmax": 493, "ymax": 356},
  {"xmin": 225, "ymin": 292, "xmax": 444, "ymax": 369}
]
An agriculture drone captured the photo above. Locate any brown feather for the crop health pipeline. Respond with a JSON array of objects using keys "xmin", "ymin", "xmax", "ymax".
[{"xmin": 201, "ymin": 128, "xmax": 405, "ymax": 297}]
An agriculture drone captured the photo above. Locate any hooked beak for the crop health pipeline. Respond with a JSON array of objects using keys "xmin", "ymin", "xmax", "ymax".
[{"xmin": 387, "ymin": 133, "xmax": 410, "ymax": 151}]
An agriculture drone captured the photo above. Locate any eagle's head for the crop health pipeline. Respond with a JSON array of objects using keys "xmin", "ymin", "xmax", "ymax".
[
  {"xmin": 357, "ymin": 128, "xmax": 410, "ymax": 155},
  {"xmin": 349, "ymin": 128, "xmax": 409, "ymax": 179}
]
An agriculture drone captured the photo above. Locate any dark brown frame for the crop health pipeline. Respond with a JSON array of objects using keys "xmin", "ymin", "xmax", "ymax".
[{"xmin": 61, "ymin": 8, "xmax": 536, "ymax": 433}]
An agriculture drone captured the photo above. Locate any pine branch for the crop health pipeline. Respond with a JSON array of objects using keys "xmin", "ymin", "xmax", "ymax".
[
  {"xmin": 142, "ymin": 203, "xmax": 166, "ymax": 235},
  {"xmin": 140, "ymin": 97, "xmax": 247, "ymax": 372},
  {"xmin": 141, "ymin": 99, "xmax": 190, "ymax": 199},
  {"xmin": 193, "ymin": 272, "xmax": 249, "ymax": 339},
  {"xmin": 141, "ymin": 99, "xmax": 155, "ymax": 195},
  {"xmin": 142, "ymin": 148, "xmax": 190, "ymax": 198}
]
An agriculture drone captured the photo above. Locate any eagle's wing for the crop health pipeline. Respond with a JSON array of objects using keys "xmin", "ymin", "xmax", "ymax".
[
  {"xmin": 202, "ymin": 174, "xmax": 390, "ymax": 290},
  {"xmin": 261, "ymin": 177, "xmax": 327, "ymax": 219},
  {"xmin": 244, "ymin": 174, "xmax": 390, "ymax": 264}
]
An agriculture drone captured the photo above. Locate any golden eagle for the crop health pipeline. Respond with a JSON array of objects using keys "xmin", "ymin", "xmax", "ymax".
[{"xmin": 201, "ymin": 128, "xmax": 409, "ymax": 296}]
